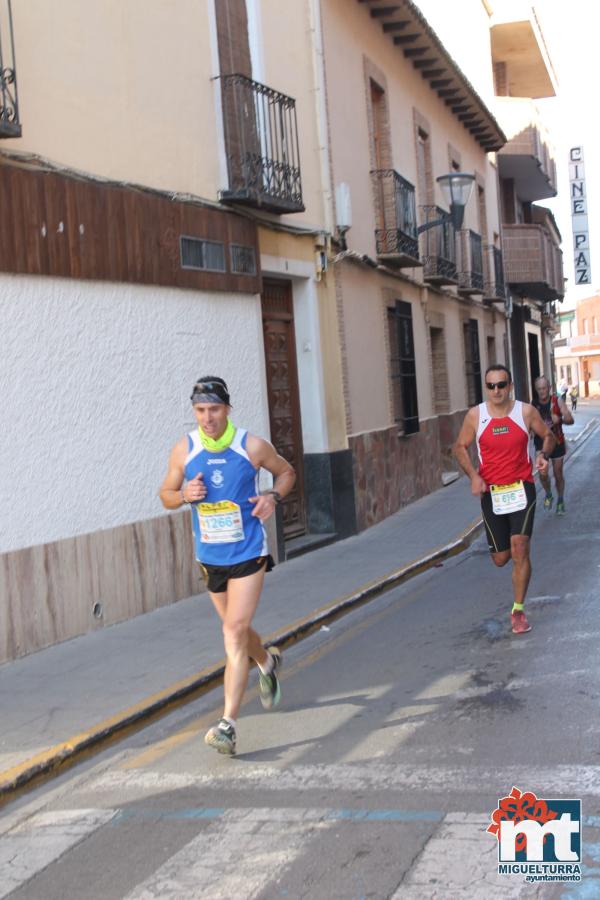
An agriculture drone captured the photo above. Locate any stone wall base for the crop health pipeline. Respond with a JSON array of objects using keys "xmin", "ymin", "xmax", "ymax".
[
  {"xmin": 0, "ymin": 510, "xmax": 201, "ymax": 664},
  {"xmin": 349, "ymin": 411, "xmax": 467, "ymax": 532}
]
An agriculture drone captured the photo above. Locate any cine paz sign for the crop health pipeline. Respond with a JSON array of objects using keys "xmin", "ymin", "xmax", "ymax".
[{"xmin": 569, "ymin": 146, "xmax": 592, "ymax": 285}]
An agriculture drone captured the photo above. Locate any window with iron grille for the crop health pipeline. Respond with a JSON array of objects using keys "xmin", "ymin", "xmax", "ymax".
[
  {"xmin": 230, "ymin": 244, "xmax": 257, "ymax": 275},
  {"xmin": 387, "ymin": 300, "xmax": 419, "ymax": 434},
  {"xmin": 463, "ymin": 318, "xmax": 483, "ymax": 405},
  {"xmin": 180, "ymin": 236, "xmax": 226, "ymax": 272}
]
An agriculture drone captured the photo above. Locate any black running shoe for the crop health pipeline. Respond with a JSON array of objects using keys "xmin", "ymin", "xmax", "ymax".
[
  {"xmin": 204, "ymin": 718, "xmax": 236, "ymax": 755},
  {"xmin": 258, "ymin": 647, "xmax": 282, "ymax": 710}
]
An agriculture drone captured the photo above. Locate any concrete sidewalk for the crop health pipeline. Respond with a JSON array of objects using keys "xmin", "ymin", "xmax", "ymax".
[{"xmin": 1, "ymin": 411, "xmax": 597, "ymax": 800}]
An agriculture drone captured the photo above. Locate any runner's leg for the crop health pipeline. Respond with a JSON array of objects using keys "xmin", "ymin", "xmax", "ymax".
[
  {"xmin": 510, "ymin": 534, "xmax": 531, "ymax": 605},
  {"xmin": 491, "ymin": 550, "xmax": 511, "ymax": 567},
  {"xmin": 208, "ymin": 590, "xmax": 268, "ymax": 667},
  {"xmin": 539, "ymin": 469, "xmax": 552, "ymax": 497},
  {"xmin": 220, "ymin": 567, "xmax": 267, "ymax": 721},
  {"xmin": 553, "ymin": 457, "xmax": 565, "ymax": 498}
]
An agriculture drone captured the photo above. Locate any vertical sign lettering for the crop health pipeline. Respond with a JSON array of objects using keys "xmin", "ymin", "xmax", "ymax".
[{"xmin": 569, "ymin": 146, "xmax": 592, "ymax": 285}]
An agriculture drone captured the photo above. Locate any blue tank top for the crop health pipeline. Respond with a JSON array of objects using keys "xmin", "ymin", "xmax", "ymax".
[{"xmin": 184, "ymin": 427, "xmax": 268, "ymax": 565}]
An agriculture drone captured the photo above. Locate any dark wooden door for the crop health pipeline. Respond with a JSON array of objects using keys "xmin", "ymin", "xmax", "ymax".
[{"xmin": 261, "ymin": 278, "xmax": 306, "ymax": 539}]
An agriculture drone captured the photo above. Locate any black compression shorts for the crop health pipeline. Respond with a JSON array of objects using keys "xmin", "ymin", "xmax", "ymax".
[
  {"xmin": 480, "ymin": 481, "xmax": 537, "ymax": 554},
  {"xmin": 199, "ymin": 554, "xmax": 274, "ymax": 594}
]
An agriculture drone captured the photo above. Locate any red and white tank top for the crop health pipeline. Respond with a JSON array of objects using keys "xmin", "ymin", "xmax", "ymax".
[{"xmin": 476, "ymin": 400, "xmax": 533, "ymax": 486}]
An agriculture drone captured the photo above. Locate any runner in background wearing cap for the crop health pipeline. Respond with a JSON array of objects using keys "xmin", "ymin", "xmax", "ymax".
[
  {"xmin": 453, "ymin": 365, "xmax": 555, "ymax": 634},
  {"xmin": 159, "ymin": 376, "xmax": 296, "ymax": 755}
]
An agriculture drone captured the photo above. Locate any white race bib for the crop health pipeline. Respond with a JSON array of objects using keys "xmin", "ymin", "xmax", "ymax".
[
  {"xmin": 490, "ymin": 481, "xmax": 527, "ymax": 515},
  {"xmin": 197, "ymin": 500, "xmax": 245, "ymax": 543}
]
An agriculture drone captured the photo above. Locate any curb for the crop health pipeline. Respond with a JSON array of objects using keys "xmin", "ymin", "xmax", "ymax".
[{"xmin": 0, "ymin": 514, "xmax": 484, "ymax": 805}]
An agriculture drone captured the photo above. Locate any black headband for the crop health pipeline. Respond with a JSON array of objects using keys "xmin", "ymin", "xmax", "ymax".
[{"xmin": 190, "ymin": 380, "xmax": 230, "ymax": 406}]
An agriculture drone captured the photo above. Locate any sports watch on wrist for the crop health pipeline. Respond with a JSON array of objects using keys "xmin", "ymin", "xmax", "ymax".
[{"xmin": 268, "ymin": 490, "xmax": 282, "ymax": 505}]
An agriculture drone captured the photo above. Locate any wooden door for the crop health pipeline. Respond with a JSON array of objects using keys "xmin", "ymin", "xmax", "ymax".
[{"xmin": 261, "ymin": 278, "xmax": 306, "ymax": 539}]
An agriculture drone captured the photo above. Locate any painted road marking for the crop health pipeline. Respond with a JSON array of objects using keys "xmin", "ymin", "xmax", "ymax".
[
  {"xmin": 392, "ymin": 814, "xmax": 528, "ymax": 899},
  {"xmin": 122, "ymin": 806, "xmax": 438, "ymax": 900},
  {"xmin": 90, "ymin": 763, "xmax": 600, "ymax": 797},
  {"xmin": 1, "ymin": 806, "xmax": 598, "ymax": 899},
  {"xmin": 0, "ymin": 808, "xmax": 116, "ymax": 900}
]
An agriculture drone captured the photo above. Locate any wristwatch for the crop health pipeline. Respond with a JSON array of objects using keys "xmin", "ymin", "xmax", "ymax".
[
  {"xmin": 538, "ymin": 451, "xmax": 549, "ymax": 461},
  {"xmin": 268, "ymin": 490, "xmax": 282, "ymax": 505}
]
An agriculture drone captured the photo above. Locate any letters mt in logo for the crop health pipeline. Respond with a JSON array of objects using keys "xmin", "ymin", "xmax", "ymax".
[{"xmin": 487, "ymin": 786, "xmax": 581, "ymax": 863}]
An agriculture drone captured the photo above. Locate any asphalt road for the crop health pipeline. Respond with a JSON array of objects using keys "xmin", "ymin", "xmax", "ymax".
[{"xmin": 2, "ymin": 404, "xmax": 599, "ymax": 900}]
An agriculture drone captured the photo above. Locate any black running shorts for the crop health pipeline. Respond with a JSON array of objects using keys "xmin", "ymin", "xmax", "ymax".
[
  {"xmin": 480, "ymin": 481, "xmax": 537, "ymax": 554},
  {"xmin": 199, "ymin": 554, "xmax": 274, "ymax": 594}
]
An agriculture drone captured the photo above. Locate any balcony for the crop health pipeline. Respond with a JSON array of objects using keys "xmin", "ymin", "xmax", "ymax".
[
  {"xmin": 457, "ymin": 230, "xmax": 484, "ymax": 295},
  {"xmin": 219, "ymin": 74, "xmax": 304, "ymax": 214},
  {"xmin": 567, "ymin": 333, "xmax": 600, "ymax": 352},
  {"xmin": 483, "ymin": 245, "xmax": 506, "ymax": 303},
  {"xmin": 502, "ymin": 223, "xmax": 564, "ymax": 302},
  {"xmin": 419, "ymin": 206, "xmax": 457, "ymax": 285},
  {"xmin": 490, "ymin": 11, "xmax": 557, "ymax": 99},
  {"xmin": 371, "ymin": 170, "xmax": 420, "ymax": 267},
  {"xmin": 495, "ymin": 98, "xmax": 556, "ymax": 202},
  {"xmin": 0, "ymin": 0, "xmax": 20, "ymax": 138}
]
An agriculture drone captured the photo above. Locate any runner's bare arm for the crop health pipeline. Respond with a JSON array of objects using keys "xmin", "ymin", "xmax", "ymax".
[
  {"xmin": 558, "ymin": 396, "xmax": 574, "ymax": 425},
  {"xmin": 159, "ymin": 437, "xmax": 206, "ymax": 509},
  {"xmin": 453, "ymin": 408, "xmax": 487, "ymax": 495},
  {"xmin": 246, "ymin": 434, "xmax": 296, "ymax": 521}
]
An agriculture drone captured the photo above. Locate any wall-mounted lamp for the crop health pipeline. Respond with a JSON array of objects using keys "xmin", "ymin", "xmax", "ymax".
[{"xmin": 417, "ymin": 172, "xmax": 476, "ymax": 234}]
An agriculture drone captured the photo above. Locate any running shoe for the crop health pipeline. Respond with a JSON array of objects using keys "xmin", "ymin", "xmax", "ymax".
[
  {"xmin": 258, "ymin": 646, "xmax": 282, "ymax": 710},
  {"xmin": 543, "ymin": 493, "xmax": 553, "ymax": 511},
  {"xmin": 556, "ymin": 500, "xmax": 565, "ymax": 516},
  {"xmin": 204, "ymin": 718, "xmax": 236, "ymax": 755},
  {"xmin": 511, "ymin": 611, "xmax": 532, "ymax": 634}
]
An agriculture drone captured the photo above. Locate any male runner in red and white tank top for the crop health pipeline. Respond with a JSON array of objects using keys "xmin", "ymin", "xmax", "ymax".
[{"xmin": 454, "ymin": 365, "xmax": 555, "ymax": 634}]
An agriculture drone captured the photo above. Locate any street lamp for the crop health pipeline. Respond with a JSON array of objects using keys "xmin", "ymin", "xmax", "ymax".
[{"xmin": 417, "ymin": 172, "xmax": 476, "ymax": 233}]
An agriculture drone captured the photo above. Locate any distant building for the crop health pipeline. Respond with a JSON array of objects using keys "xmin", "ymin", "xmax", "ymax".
[{"xmin": 554, "ymin": 293, "xmax": 600, "ymax": 396}]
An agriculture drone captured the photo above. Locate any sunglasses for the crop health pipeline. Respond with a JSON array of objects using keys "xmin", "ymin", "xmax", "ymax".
[
  {"xmin": 190, "ymin": 381, "xmax": 230, "ymax": 403},
  {"xmin": 193, "ymin": 381, "xmax": 224, "ymax": 394},
  {"xmin": 485, "ymin": 380, "xmax": 509, "ymax": 390}
]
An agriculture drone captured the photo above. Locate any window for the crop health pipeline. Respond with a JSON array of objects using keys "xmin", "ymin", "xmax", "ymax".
[
  {"xmin": 463, "ymin": 319, "xmax": 483, "ymax": 405},
  {"xmin": 370, "ymin": 80, "xmax": 389, "ymax": 172},
  {"xmin": 430, "ymin": 327, "xmax": 450, "ymax": 414},
  {"xmin": 593, "ymin": 316, "xmax": 597, "ymax": 334},
  {"xmin": 180, "ymin": 237, "xmax": 226, "ymax": 272},
  {"xmin": 387, "ymin": 300, "xmax": 419, "ymax": 434},
  {"xmin": 582, "ymin": 318, "xmax": 588, "ymax": 334},
  {"xmin": 230, "ymin": 244, "xmax": 257, "ymax": 275},
  {"xmin": 416, "ymin": 128, "xmax": 431, "ymax": 207}
]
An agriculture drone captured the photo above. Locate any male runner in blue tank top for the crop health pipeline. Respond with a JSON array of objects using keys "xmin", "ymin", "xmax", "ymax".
[{"xmin": 159, "ymin": 377, "xmax": 296, "ymax": 755}]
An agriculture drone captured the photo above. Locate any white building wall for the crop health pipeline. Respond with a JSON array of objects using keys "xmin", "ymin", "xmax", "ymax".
[{"xmin": 0, "ymin": 275, "xmax": 268, "ymax": 553}]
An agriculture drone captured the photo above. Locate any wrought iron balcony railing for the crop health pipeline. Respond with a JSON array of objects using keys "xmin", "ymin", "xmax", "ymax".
[
  {"xmin": 219, "ymin": 73, "xmax": 304, "ymax": 214},
  {"xmin": 458, "ymin": 229, "xmax": 484, "ymax": 294},
  {"xmin": 0, "ymin": 0, "xmax": 20, "ymax": 138},
  {"xmin": 370, "ymin": 169, "xmax": 419, "ymax": 266},
  {"xmin": 419, "ymin": 206, "xmax": 457, "ymax": 284},
  {"xmin": 483, "ymin": 245, "xmax": 506, "ymax": 302}
]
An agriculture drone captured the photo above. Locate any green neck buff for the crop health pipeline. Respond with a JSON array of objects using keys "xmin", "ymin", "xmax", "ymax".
[{"xmin": 198, "ymin": 419, "xmax": 236, "ymax": 452}]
